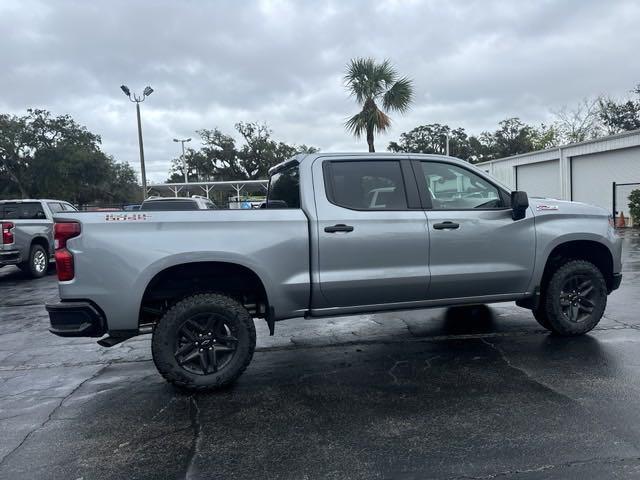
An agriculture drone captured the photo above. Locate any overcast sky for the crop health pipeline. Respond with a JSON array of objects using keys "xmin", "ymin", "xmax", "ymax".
[{"xmin": 2, "ymin": 0, "xmax": 640, "ymax": 182}]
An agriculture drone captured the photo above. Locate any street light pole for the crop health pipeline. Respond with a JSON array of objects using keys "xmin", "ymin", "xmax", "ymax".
[
  {"xmin": 173, "ymin": 138, "xmax": 192, "ymax": 183},
  {"xmin": 121, "ymin": 85, "xmax": 154, "ymax": 201},
  {"xmin": 135, "ymin": 102, "xmax": 147, "ymax": 198}
]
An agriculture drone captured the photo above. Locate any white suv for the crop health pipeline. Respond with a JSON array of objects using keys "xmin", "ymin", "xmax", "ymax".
[{"xmin": 139, "ymin": 195, "xmax": 217, "ymax": 211}]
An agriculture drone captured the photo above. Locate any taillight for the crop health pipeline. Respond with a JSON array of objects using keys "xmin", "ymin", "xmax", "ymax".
[
  {"xmin": 2, "ymin": 222, "xmax": 14, "ymax": 244},
  {"xmin": 54, "ymin": 222, "xmax": 80, "ymax": 281}
]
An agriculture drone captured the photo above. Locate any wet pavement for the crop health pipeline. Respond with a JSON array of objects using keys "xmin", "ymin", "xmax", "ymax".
[{"xmin": 0, "ymin": 231, "xmax": 639, "ymax": 479}]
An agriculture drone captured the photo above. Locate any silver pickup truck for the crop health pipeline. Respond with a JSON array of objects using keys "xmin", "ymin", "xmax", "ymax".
[
  {"xmin": 46, "ymin": 153, "xmax": 623, "ymax": 391},
  {"xmin": 1, "ymin": 199, "xmax": 77, "ymax": 278}
]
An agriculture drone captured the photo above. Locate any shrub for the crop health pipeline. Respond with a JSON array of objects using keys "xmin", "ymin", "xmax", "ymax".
[{"xmin": 629, "ymin": 189, "xmax": 640, "ymax": 226}]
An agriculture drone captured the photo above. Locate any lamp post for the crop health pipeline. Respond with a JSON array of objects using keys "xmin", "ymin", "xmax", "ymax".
[
  {"xmin": 173, "ymin": 138, "xmax": 192, "ymax": 183},
  {"xmin": 120, "ymin": 85, "xmax": 154, "ymax": 200}
]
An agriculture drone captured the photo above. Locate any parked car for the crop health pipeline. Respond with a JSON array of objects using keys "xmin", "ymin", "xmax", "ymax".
[
  {"xmin": 46, "ymin": 153, "xmax": 622, "ymax": 391},
  {"xmin": 139, "ymin": 195, "xmax": 217, "ymax": 210},
  {"xmin": 0, "ymin": 199, "xmax": 77, "ymax": 277}
]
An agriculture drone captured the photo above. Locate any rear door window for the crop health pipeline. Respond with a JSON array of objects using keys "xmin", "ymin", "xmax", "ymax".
[{"xmin": 324, "ymin": 160, "xmax": 408, "ymax": 210}]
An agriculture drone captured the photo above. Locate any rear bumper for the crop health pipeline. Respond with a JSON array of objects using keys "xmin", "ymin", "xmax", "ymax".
[
  {"xmin": 611, "ymin": 273, "xmax": 623, "ymax": 292},
  {"xmin": 0, "ymin": 249, "xmax": 21, "ymax": 266},
  {"xmin": 46, "ymin": 301, "xmax": 107, "ymax": 337}
]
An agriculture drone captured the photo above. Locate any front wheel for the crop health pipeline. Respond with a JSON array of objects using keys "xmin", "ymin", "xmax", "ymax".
[
  {"xmin": 539, "ymin": 260, "xmax": 607, "ymax": 336},
  {"xmin": 152, "ymin": 293, "xmax": 256, "ymax": 391}
]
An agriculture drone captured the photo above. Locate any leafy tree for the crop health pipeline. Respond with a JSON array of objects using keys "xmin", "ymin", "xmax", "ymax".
[
  {"xmin": 388, "ymin": 124, "xmax": 473, "ymax": 159},
  {"xmin": 168, "ymin": 148, "xmax": 214, "ymax": 183},
  {"xmin": 168, "ymin": 122, "xmax": 318, "ymax": 182},
  {"xmin": 0, "ymin": 109, "xmax": 139, "ymax": 204},
  {"xmin": 599, "ymin": 85, "xmax": 640, "ymax": 134},
  {"xmin": 344, "ymin": 58, "xmax": 413, "ymax": 152},
  {"xmin": 388, "ymin": 118, "xmax": 559, "ymax": 163},
  {"xmin": 530, "ymin": 123, "xmax": 560, "ymax": 151},
  {"xmin": 629, "ymin": 189, "xmax": 640, "ymax": 225}
]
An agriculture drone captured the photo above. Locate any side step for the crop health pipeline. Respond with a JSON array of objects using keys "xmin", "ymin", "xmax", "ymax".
[{"xmin": 97, "ymin": 325, "xmax": 153, "ymax": 348}]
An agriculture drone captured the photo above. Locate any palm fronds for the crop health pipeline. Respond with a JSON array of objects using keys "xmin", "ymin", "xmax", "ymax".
[{"xmin": 344, "ymin": 58, "xmax": 414, "ymax": 149}]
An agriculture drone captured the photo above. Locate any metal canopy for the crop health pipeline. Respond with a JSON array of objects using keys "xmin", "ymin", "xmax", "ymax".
[{"xmin": 146, "ymin": 179, "xmax": 268, "ymax": 198}]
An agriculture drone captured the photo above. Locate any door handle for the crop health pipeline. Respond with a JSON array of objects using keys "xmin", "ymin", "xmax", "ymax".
[
  {"xmin": 324, "ymin": 224, "xmax": 354, "ymax": 233},
  {"xmin": 433, "ymin": 221, "xmax": 460, "ymax": 230}
]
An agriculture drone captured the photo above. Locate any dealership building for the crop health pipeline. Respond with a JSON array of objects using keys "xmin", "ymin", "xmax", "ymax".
[{"xmin": 477, "ymin": 129, "xmax": 640, "ymax": 222}]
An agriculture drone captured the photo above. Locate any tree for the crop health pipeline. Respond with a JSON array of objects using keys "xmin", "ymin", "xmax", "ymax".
[
  {"xmin": 599, "ymin": 84, "xmax": 640, "ymax": 134},
  {"xmin": 388, "ymin": 123, "xmax": 473, "ymax": 159},
  {"xmin": 388, "ymin": 118, "xmax": 559, "ymax": 163},
  {"xmin": 0, "ymin": 109, "xmax": 139, "ymax": 204},
  {"xmin": 629, "ymin": 189, "xmax": 640, "ymax": 225},
  {"xmin": 530, "ymin": 123, "xmax": 560, "ymax": 151},
  {"xmin": 552, "ymin": 98, "xmax": 603, "ymax": 144},
  {"xmin": 344, "ymin": 58, "xmax": 414, "ymax": 152},
  {"xmin": 168, "ymin": 122, "xmax": 318, "ymax": 182}
]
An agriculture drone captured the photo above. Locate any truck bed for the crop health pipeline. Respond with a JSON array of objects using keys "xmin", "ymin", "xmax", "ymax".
[{"xmin": 54, "ymin": 209, "xmax": 310, "ymax": 330}]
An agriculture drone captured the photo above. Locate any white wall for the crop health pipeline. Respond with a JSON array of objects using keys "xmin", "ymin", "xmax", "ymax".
[
  {"xmin": 571, "ymin": 147, "xmax": 640, "ymax": 213},
  {"xmin": 516, "ymin": 160, "xmax": 561, "ymax": 198}
]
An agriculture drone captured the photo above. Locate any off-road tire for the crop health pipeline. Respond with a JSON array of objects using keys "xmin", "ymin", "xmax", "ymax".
[
  {"xmin": 152, "ymin": 293, "xmax": 256, "ymax": 391},
  {"xmin": 540, "ymin": 260, "xmax": 607, "ymax": 336},
  {"xmin": 19, "ymin": 244, "xmax": 48, "ymax": 278}
]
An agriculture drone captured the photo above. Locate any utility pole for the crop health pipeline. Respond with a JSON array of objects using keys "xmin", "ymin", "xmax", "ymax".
[
  {"xmin": 173, "ymin": 138, "xmax": 192, "ymax": 183},
  {"xmin": 120, "ymin": 85, "xmax": 154, "ymax": 200},
  {"xmin": 445, "ymin": 133, "xmax": 450, "ymax": 156}
]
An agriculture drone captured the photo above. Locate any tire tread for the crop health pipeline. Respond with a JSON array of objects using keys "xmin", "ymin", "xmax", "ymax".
[
  {"xmin": 151, "ymin": 293, "xmax": 256, "ymax": 392},
  {"xmin": 541, "ymin": 259, "xmax": 607, "ymax": 336}
]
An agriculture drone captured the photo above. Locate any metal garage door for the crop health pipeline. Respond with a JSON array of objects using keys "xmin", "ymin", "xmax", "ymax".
[
  {"xmin": 516, "ymin": 160, "xmax": 560, "ymax": 198},
  {"xmin": 572, "ymin": 148, "xmax": 640, "ymax": 212}
]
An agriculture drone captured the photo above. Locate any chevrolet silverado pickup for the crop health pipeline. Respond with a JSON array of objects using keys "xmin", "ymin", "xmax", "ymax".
[
  {"xmin": 46, "ymin": 153, "xmax": 623, "ymax": 391},
  {"xmin": 1, "ymin": 199, "xmax": 77, "ymax": 277}
]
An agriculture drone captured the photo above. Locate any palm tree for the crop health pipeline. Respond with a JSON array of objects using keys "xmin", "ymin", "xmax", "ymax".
[{"xmin": 344, "ymin": 58, "xmax": 414, "ymax": 152}]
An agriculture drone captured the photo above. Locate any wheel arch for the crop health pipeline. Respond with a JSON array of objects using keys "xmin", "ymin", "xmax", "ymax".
[
  {"xmin": 139, "ymin": 260, "xmax": 270, "ymax": 328},
  {"xmin": 30, "ymin": 235, "xmax": 50, "ymax": 255},
  {"xmin": 540, "ymin": 239, "xmax": 615, "ymax": 293}
]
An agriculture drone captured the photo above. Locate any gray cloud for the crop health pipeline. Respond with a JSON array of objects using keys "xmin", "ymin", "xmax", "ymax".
[{"xmin": 2, "ymin": 0, "xmax": 639, "ymax": 182}]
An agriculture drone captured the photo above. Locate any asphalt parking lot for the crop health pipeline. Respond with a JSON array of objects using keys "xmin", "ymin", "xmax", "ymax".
[{"xmin": 0, "ymin": 231, "xmax": 639, "ymax": 480}]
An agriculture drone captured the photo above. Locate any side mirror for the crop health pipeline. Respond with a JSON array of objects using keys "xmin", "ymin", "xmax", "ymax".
[{"xmin": 511, "ymin": 191, "xmax": 529, "ymax": 221}]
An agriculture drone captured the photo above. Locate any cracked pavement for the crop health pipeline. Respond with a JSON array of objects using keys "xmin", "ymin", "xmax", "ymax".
[{"xmin": 0, "ymin": 231, "xmax": 639, "ymax": 479}]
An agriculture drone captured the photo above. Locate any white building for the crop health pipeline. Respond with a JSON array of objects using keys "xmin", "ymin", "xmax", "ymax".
[{"xmin": 476, "ymin": 129, "xmax": 640, "ymax": 220}]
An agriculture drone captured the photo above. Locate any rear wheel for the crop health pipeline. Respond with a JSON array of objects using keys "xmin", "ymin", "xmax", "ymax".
[
  {"xmin": 152, "ymin": 293, "xmax": 256, "ymax": 391},
  {"xmin": 19, "ymin": 244, "xmax": 48, "ymax": 278},
  {"xmin": 539, "ymin": 260, "xmax": 607, "ymax": 336}
]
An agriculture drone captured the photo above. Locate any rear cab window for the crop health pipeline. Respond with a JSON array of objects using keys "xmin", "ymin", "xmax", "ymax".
[
  {"xmin": 0, "ymin": 202, "xmax": 47, "ymax": 219},
  {"xmin": 267, "ymin": 164, "xmax": 300, "ymax": 208}
]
